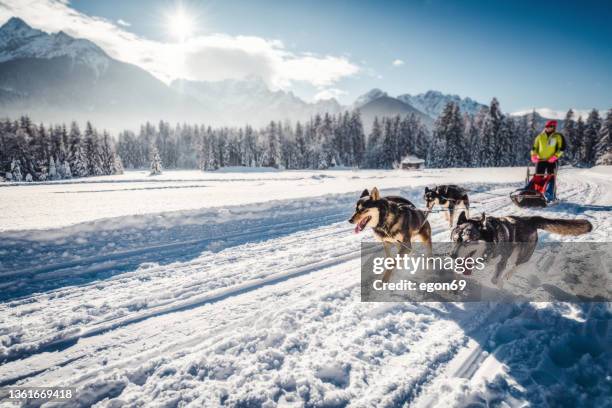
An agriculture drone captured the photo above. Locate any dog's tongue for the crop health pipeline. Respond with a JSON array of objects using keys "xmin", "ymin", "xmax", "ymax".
[{"xmin": 354, "ymin": 218, "xmax": 368, "ymax": 234}]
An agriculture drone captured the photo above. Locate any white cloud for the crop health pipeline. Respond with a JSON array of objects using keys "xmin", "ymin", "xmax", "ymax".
[
  {"xmin": 314, "ymin": 88, "xmax": 347, "ymax": 101},
  {"xmin": 510, "ymin": 108, "xmax": 596, "ymax": 120},
  {"xmin": 392, "ymin": 59, "xmax": 404, "ymax": 67},
  {"xmin": 116, "ymin": 18, "xmax": 130, "ymax": 27},
  {"xmin": 0, "ymin": 0, "xmax": 359, "ymax": 89}
]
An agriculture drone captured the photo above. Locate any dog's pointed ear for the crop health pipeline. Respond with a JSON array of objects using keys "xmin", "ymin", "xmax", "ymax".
[
  {"xmin": 457, "ymin": 211, "xmax": 468, "ymax": 225},
  {"xmin": 360, "ymin": 189, "xmax": 369, "ymax": 198},
  {"xmin": 370, "ymin": 187, "xmax": 380, "ymax": 200},
  {"xmin": 480, "ymin": 212, "xmax": 487, "ymax": 226},
  {"xmin": 425, "ymin": 186, "xmax": 430, "ymax": 193}
]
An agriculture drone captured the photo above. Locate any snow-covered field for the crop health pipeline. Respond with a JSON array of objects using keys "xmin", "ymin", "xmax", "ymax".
[{"xmin": 0, "ymin": 167, "xmax": 610, "ymax": 407}]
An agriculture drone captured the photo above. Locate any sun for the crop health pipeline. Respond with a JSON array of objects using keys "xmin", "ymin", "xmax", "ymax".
[{"xmin": 167, "ymin": 7, "xmax": 195, "ymax": 42}]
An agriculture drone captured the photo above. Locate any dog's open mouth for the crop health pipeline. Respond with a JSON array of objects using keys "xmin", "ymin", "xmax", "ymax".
[{"xmin": 354, "ymin": 216, "xmax": 371, "ymax": 234}]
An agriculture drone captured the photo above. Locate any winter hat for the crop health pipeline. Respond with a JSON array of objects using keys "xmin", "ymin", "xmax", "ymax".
[{"xmin": 545, "ymin": 120, "xmax": 558, "ymax": 128}]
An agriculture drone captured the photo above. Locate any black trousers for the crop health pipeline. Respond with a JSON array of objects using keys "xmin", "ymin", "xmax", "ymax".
[{"xmin": 535, "ymin": 161, "xmax": 557, "ymax": 175}]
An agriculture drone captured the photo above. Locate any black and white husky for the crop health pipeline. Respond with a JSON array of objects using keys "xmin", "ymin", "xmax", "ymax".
[
  {"xmin": 423, "ymin": 185, "xmax": 470, "ymax": 228},
  {"xmin": 349, "ymin": 187, "xmax": 433, "ymax": 282},
  {"xmin": 451, "ymin": 212, "xmax": 593, "ymax": 285}
]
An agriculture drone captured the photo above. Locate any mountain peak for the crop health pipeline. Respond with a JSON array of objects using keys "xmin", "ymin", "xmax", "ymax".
[
  {"xmin": 55, "ymin": 30, "xmax": 71, "ymax": 39},
  {"xmin": 0, "ymin": 17, "xmax": 44, "ymax": 41},
  {"xmin": 354, "ymin": 88, "xmax": 388, "ymax": 108},
  {"xmin": 397, "ymin": 90, "xmax": 486, "ymax": 118},
  {"xmin": 1, "ymin": 17, "xmax": 30, "ymax": 31},
  {"xmin": 0, "ymin": 17, "xmax": 109, "ymax": 73}
]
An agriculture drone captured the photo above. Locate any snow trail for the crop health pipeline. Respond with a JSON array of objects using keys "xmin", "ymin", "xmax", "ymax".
[{"xmin": 0, "ymin": 167, "xmax": 610, "ymax": 407}]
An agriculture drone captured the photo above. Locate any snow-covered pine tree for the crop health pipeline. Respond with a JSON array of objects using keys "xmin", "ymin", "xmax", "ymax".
[
  {"xmin": 513, "ymin": 116, "xmax": 527, "ymax": 165},
  {"xmin": 478, "ymin": 98, "xmax": 503, "ymax": 167},
  {"xmin": 48, "ymin": 157, "xmax": 60, "ymax": 180},
  {"xmin": 265, "ymin": 121, "xmax": 280, "ymax": 168},
  {"xmin": 84, "ymin": 122, "xmax": 104, "ymax": 176},
  {"xmin": 366, "ymin": 117, "xmax": 383, "ymax": 168},
  {"xmin": 63, "ymin": 161, "xmax": 72, "ymax": 178},
  {"xmin": 331, "ymin": 112, "xmax": 347, "ymax": 166},
  {"xmin": 447, "ymin": 103, "xmax": 467, "ymax": 167},
  {"xmin": 465, "ymin": 108, "xmax": 486, "ymax": 167},
  {"xmin": 68, "ymin": 122, "xmax": 88, "ymax": 177},
  {"xmin": 150, "ymin": 146, "xmax": 163, "ymax": 175},
  {"xmin": 35, "ymin": 123, "xmax": 50, "ymax": 176},
  {"xmin": 391, "ymin": 115, "xmax": 402, "ymax": 165},
  {"xmin": 574, "ymin": 117, "xmax": 586, "ymax": 167},
  {"xmin": 413, "ymin": 118, "xmax": 429, "ymax": 161},
  {"xmin": 71, "ymin": 144, "xmax": 89, "ymax": 178},
  {"xmin": 497, "ymin": 116, "xmax": 516, "ymax": 167},
  {"xmin": 350, "ymin": 111, "xmax": 365, "ymax": 167},
  {"xmin": 244, "ymin": 125, "xmax": 257, "ymax": 168},
  {"xmin": 594, "ymin": 109, "xmax": 611, "ymax": 164},
  {"xmin": 398, "ymin": 115, "xmax": 415, "ymax": 161},
  {"xmin": 280, "ymin": 121, "xmax": 295, "ymax": 169},
  {"xmin": 10, "ymin": 158, "xmax": 22, "ymax": 181},
  {"xmin": 319, "ymin": 113, "xmax": 334, "ymax": 168},
  {"xmin": 99, "ymin": 131, "xmax": 116, "ymax": 175},
  {"xmin": 562, "ymin": 109, "xmax": 578, "ymax": 165},
  {"xmin": 208, "ymin": 130, "xmax": 220, "ymax": 170},
  {"xmin": 582, "ymin": 109, "xmax": 602, "ymax": 166},
  {"xmin": 15, "ymin": 125, "xmax": 35, "ymax": 180},
  {"xmin": 50, "ymin": 125, "xmax": 67, "ymax": 164},
  {"xmin": 381, "ymin": 117, "xmax": 397, "ymax": 168},
  {"xmin": 114, "ymin": 155, "xmax": 125, "ymax": 174},
  {"xmin": 294, "ymin": 121, "xmax": 307, "ymax": 169},
  {"xmin": 429, "ymin": 102, "xmax": 463, "ymax": 168}
]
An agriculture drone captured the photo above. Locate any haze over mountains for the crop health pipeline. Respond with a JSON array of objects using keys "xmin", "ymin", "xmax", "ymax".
[{"xmin": 0, "ymin": 17, "xmax": 566, "ymax": 132}]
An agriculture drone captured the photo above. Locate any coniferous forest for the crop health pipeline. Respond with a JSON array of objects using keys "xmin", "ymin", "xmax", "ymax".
[{"xmin": 1, "ymin": 99, "xmax": 611, "ymax": 181}]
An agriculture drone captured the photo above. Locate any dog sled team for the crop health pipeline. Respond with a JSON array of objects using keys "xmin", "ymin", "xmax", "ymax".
[{"xmin": 349, "ymin": 120, "xmax": 593, "ymax": 284}]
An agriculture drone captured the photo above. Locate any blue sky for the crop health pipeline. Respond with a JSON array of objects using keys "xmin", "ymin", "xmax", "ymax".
[{"xmin": 2, "ymin": 0, "xmax": 611, "ymax": 113}]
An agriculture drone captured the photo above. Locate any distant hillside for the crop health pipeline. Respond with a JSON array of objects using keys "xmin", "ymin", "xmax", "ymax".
[
  {"xmin": 397, "ymin": 90, "xmax": 486, "ymax": 118},
  {"xmin": 0, "ymin": 17, "xmax": 201, "ymax": 130}
]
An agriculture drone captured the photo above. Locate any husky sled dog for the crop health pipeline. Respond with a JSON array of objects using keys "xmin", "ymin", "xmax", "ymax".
[
  {"xmin": 451, "ymin": 212, "xmax": 592, "ymax": 285},
  {"xmin": 349, "ymin": 187, "xmax": 433, "ymax": 282},
  {"xmin": 423, "ymin": 185, "xmax": 470, "ymax": 228}
]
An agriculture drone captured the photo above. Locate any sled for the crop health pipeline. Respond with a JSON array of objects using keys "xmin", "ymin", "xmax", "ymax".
[{"xmin": 510, "ymin": 164, "xmax": 557, "ymax": 208}]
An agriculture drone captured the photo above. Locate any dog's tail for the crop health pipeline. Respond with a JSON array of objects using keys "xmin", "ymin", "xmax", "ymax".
[{"xmin": 528, "ymin": 216, "xmax": 593, "ymax": 235}]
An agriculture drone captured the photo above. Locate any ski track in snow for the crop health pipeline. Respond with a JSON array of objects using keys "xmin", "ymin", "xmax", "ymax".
[{"xmin": 0, "ymin": 167, "xmax": 610, "ymax": 407}]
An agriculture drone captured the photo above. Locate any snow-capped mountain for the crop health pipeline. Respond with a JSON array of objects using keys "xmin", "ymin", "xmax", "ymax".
[
  {"xmin": 510, "ymin": 108, "xmax": 595, "ymax": 121},
  {"xmin": 171, "ymin": 77, "xmax": 342, "ymax": 123},
  {"xmin": 353, "ymin": 89, "xmax": 434, "ymax": 129},
  {"xmin": 353, "ymin": 88, "xmax": 388, "ymax": 109},
  {"xmin": 0, "ymin": 17, "xmax": 344, "ymax": 129},
  {"xmin": 0, "ymin": 17, "xmax": 496, "ymax": 131},
  {"xmin": 0, "ymin": 17, "xmax": 202, "ymax": 130},
  {"xmin": 352, "ymin": 88, "xmax": 486, "ymax": 129},
  {"xmin": 0, "ymin": 17, "xmax": 109, "ymax": 75},
  {"xmin": 397, "ymin": 90, "xmax": 487, "ymax": 118}
]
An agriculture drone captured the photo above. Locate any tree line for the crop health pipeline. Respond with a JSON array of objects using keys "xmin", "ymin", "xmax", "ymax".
[
  {"xmin": 116, "ymin": 110, "xmax": 430, "ymax": 171},
  {"xmin": 0, "ymin": 117, "xmax": 122, "ymax": 182},
  {"xmin": 429, "ymin": 98, "xmax": 612, "ymax": 168},
  {"xmin": 1, "ymin": 101, "xmax": 610, "ymax": 181}
]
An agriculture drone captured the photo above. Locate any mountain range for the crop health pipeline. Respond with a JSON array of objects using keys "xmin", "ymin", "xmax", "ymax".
[{"xmin": 1, "ymin": 17, "xmax": 548, "ymax": 132}]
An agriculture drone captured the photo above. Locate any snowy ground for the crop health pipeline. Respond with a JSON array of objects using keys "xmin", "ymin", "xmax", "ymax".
[{"xmin": 0, "ymin": 167, "xmax": 610, "ymax": 407}]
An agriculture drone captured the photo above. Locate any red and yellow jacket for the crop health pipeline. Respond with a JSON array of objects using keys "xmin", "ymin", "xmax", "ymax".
[{"xmin": 531, "ymin": 132, "xmax": 564, "ymax": 160}]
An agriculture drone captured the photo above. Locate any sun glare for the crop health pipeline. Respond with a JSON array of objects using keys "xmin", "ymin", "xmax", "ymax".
[{"xmin": 167, "ymin": 8, "xmax": 195, "ymax": 42}]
